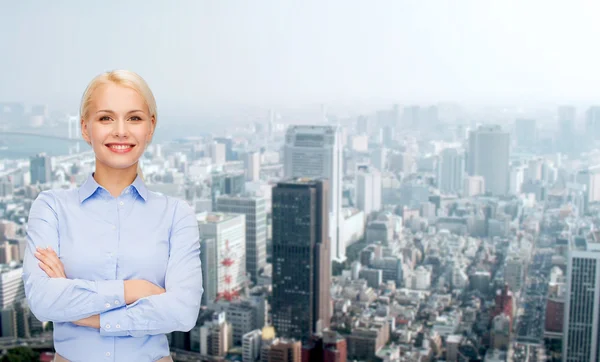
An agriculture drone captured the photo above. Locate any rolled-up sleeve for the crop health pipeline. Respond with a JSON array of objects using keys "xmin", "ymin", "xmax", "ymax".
[
  {"xmin": 22, "ymin": 191, "xmax": 126, "ymax": 323},
  {"xmin": 99, "ymin": 200, "xmax": 203, "ymax": 337}
]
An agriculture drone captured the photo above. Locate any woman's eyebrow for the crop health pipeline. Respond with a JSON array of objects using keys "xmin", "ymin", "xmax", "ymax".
[{"xmin": 96, "ymin": 109, "xmax": 145, "ymax": 114}]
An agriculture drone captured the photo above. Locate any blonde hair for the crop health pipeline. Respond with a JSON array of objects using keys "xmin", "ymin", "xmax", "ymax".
[{"xmin": 79, "ymin": 70, "xmax": 157, "ymax": 179}]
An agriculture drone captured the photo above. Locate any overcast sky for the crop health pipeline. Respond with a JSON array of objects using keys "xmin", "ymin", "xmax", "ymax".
[{"xmin": 1, "ymin": 0, "xmax": 599, "ymax": 112}]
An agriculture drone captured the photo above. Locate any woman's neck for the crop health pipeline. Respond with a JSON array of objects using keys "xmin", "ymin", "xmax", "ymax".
[{"xmin": 93, "ymin": 162, "xmax": 138, "ymax": 198}]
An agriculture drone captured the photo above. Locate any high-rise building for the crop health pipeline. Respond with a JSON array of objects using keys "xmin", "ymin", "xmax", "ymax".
[
  {"xmin": 437, "ymin": 148, "xmax": 465, "ymax": 194},
  {"xmin": 242, "ymin": 329, "xmax": 262, "ymax": 362},
  {"xmin": 515, "ymin": 118, "xmax": 537, "ymax": 148},
  {"xmin": 263, "ymin": 339, "xmax": 302, "ymax": 362},
  {"xmin": 0, "ymin": 264, "xmax": 24, "ymax": 311},
  {"xmin": 225, "ymin": 295, "xmax": 268, "ymax": 345},
  {"xmin": 214, "ymin": 137, "xmax": 235, "ymax": 161},
  {"xmin": 271, "ymin": 179, "xmax": 331, "ymax": 342},
  {"xmin": 558, "ymin": 106, "xmax": 576, "ymax": 153},
  {"xmin": 216, "ymin": 195, "xmax": 267, "ymax": 284},
  {"xmin": 467, "ymin": 125, "xmax": 510, "ymax": 195},
  {"xmin": 245, "ymin": 151, "xmax": 261, "ymax": 182},
  {"xmin": 355, "ymin": 166, "xmax": 381, "ymax": 217},
  {"xmin": 29, "ymin": 153, "xmax": 51, "ymax": 185},
  {"xmin": 199, "ymin": 312, "xmax": 233, "ymax": 357},
  {"xmin": 198, "ymin": 213, "xmax": 246, "ymax": 306},
  {"xmin": 210, "ymin": 142, "xmax": 227, "ymax": 165},
  {"xmin": 585, "ymin": 106, "xmax": 600, "ymax": 140},
  {"xmin": 211, "ymin": 172, "xmax": 246, "ymax": 209},
  {"xmin": 283, "ymin": 125, "xmax": 344, "ymax": 262},
  {"xmin": 563, "ymin": 236, "xmax": 600, "ymax": 361},
  {"xmin": 302, "ymin": 329, "xmax": 347, "ymax": 362},
  {"xmin": 576, "ymin": 166, "xmax": 600, "ymax": 204}
]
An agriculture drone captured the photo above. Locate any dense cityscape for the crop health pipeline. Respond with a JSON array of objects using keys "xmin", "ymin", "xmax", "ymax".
[{"xmin": 1, "ymin": 102, "xmax": 600, "ymax": 361}]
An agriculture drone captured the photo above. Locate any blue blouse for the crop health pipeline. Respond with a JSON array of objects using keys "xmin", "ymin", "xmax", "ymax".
[{"xmin": 22, "ymin": 173, "xmax": 203, "ymax": 362}]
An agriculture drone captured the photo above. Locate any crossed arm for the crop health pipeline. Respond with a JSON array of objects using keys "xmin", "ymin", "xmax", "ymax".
[{"xmin": 23, "ymin": 191, "xmax": 203, "ymax": 336}]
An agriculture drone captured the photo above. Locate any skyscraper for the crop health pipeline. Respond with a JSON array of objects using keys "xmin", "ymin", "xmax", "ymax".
[
  {"xmin": 29, "ymin": 153, "xmax": 51, "ymax": 185},
  {"xmin": 244, "ymin": 151, "xmax": 261, "ymax": 182},
  {"xmin": 467, "ymin": 125, "xmax": 510, "ymax": 195},
  {"xmin": 198, "ymin": 213, "xmax": 246, "ymax": 306},
  {"xmin": 437, "ymin": 148, "xmax": 465, "ymax": 194},
  {"xmin": 271, "ymin": 179, "xmax": 331, "ymax": 342},
  {"xmin": 216, "ymin": 195, "xmax": 267, "ymax": 284},
  {"xmin": 515, "ymin": 118, "xmax": 537, "ymax": 148},
  {"xmin": 283, "ymin": 125, "xmax": 343, "ymax": 262},
  {"xmin": 563, "ymin": 236, "xmax": 600, "ymax": 361},
  {"xmin": 585, "ymin": 106, "xmax": 600, "ymax": 141},
  {"xmin": 558, "ymin": 106, "xmax": 576, "ymax": 153},
  {"xmin": 355, "ymin": 166, "xmax": 381, "ymax": 216}
]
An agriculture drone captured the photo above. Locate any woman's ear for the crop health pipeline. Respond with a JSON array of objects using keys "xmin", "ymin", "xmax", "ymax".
[{"xmin": 81, "ymin": 118, "xmax": 91, "ymax": 145}]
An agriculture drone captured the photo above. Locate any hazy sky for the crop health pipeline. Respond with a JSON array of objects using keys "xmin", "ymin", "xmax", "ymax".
[{"xmin": 1, "ymin": 0, "xmax": 599, "ymax": 111}]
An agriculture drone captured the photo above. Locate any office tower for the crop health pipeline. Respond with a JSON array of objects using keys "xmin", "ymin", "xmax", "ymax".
[
  {"xmin": 558, "ymin": 106, "xmax": 576, "ymax": 153},
  {"xmin": 402, "ymin": 105, "xmax": 420, "ymax": 128},
  {"xmin": 214, "ymin": 137, "xmax": 235, "ymax": 161},
  {"xmin": 515, "ymin": 118, "xmax": 537, "ymax": 148},
  {"xmin": 370, "ymin": 147, "xmax": 386, "ymax": 171},
  {"xmin": 467, "ymin": 125, "xmax": 510, "ymax": 195},
  {"xmin": 301, "ymin": 330, "xmax": 348, "ymax": 362},
  {"xmin": 283, "ymin": 125, "xmax": 344, "ymax": 262},
  {"xmin": 356, "ymin": 115, "xmax": 369, "ymax": 134},
  {"xmin": 463, "ymin": 175, "xmax": 485, "ymax": 197},
  {"xmin": 0, "ymin": 241, "xmax": 20, "ymax": 264},
  {"xmin": 271, "ymin": 179, "xmax": 331, "ymax": 342},
  {"xmin": 29, "ymin": 153, "xmax": 51, "ymax": 185},
  {"xmin": 211, "ymin": 172, "xmax": 246, "ymax": 209},
  {"xmin": 509, "ymin": 164, "xmax": 526, "ymax": 195},
  {"xmin": 226, "ymin": 296, "xmax": 268, "ymax": 345},
  {"xmin": 0, "ymin": 265, "xmax": 24, "ymax": 309},
  {"xmin": 243, "ymin": 330, "xmax": 262, "ymax": 362},
  {"xmin": 200, "ymin": 238, "xmax": 217, "ymax": 306},
  {"xmin": 586, "ymin": 106, "xmax": 600, "ymax": 140},
  {"xmin": 198, "ymin": 213, "xmax": 246, "ymax": 306},
  {"xmin": 576, "ymin": 166, "xmax": 600, "ymax": 204},
  {"xmin": 245, "ymin": 151, "xmax": 261, "ymax": 182},
  {"xmin": 563, "ymin": 238, "xmax": 600, "ymax": 361},
  {"xmin": 268, "ymin": 109, "xmax": 275, "ymax": 140},
  {"xmin": 437, "ymin": 148, "xmax": 465, "ymax": 194},
  {"xmin": 263, "ymin": 339, "xmax": 302, "ymax": 362},
  {"xmin": 355, "ymin": 166, "xmax": 381, "ymax": 216},
  {"xmin": 216, "ymin": 195, "xmax": 267, "ymax": 284},
  {"xmin": 210, "ymin": 142, "xmax": 227, "ymax": 165},
  {"xmin": 200, "ymin": 312, "xmax": 233, "ymax": 357}
]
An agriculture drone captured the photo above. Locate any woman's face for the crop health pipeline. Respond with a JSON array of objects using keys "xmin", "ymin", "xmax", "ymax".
[{"xmin": 81, "ymin": 83, "xmax": 155, "ymax": 172}]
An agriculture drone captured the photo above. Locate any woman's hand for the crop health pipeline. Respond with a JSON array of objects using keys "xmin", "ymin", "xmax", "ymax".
[{"xmin": 34, "ymin": 246, "xmax": 66, "ymax": 278}]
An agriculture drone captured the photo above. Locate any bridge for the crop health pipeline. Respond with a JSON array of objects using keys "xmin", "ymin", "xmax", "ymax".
[{"xmin": 1, "ymin": 131, "xmax": 87, "ymax": 143}]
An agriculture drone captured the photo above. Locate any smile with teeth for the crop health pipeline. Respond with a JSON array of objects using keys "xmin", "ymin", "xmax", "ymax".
[{"xmin": 107, "ymin": 144, "xmax": 135, "ymax": 152}]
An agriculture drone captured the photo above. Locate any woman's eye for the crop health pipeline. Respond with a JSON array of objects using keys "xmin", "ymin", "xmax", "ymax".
[
  {"xmin": 130, "ymin": 116, "xmax": 142, "ymax": 121},
  {"xmin": 99, "ymin": 116, "xmax": 111, "ymax": 121}
]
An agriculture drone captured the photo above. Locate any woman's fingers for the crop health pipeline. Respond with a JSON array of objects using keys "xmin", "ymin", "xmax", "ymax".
[
  {"xmin": 38, "ymin": 262, "xmax": 58, "ymax": 278},
  {"xmin": 35, "ymin": 247, "xmax": 66, "ymax": 278}
]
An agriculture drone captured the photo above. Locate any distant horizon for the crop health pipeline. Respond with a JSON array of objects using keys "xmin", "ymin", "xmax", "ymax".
[{"xmin": 1, "ymin": 0, "xmax": 599, "ymax": 111}]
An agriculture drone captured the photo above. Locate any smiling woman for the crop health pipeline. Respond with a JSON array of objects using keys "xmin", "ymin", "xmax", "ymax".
[
  {"xmin": 22, "ymin": 70, "xmax": 203, "ymax": 362},
  {"xmin": 79, "ymin": 70, "xmax": 158, "ymax": 184}
]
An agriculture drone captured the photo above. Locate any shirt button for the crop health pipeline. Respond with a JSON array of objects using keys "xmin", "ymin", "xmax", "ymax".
[
  {"xmin": 105, "ymin": 324, "xmax": 110, "ymax": 329},
  {"xmin": 105, "ymin": 352, "xmax": 111, "ymax": 357},
  {"xmin": 105, "ymin": 303, "xmax": 111, "ymax": 308},
  {"xmin": 116, "ymin": 324, "xmax": 121, "ymax": 329},
  {"xmin": 111, "ymin": 225, "xmax": 116, "ymax": 230},
  {"xmin": 119, "ymin": 201, "xmax": 124, "ymax": 206},
  {"xmin": 114, "ymin": 300, "xmax": 120, "ymax": 305}
]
